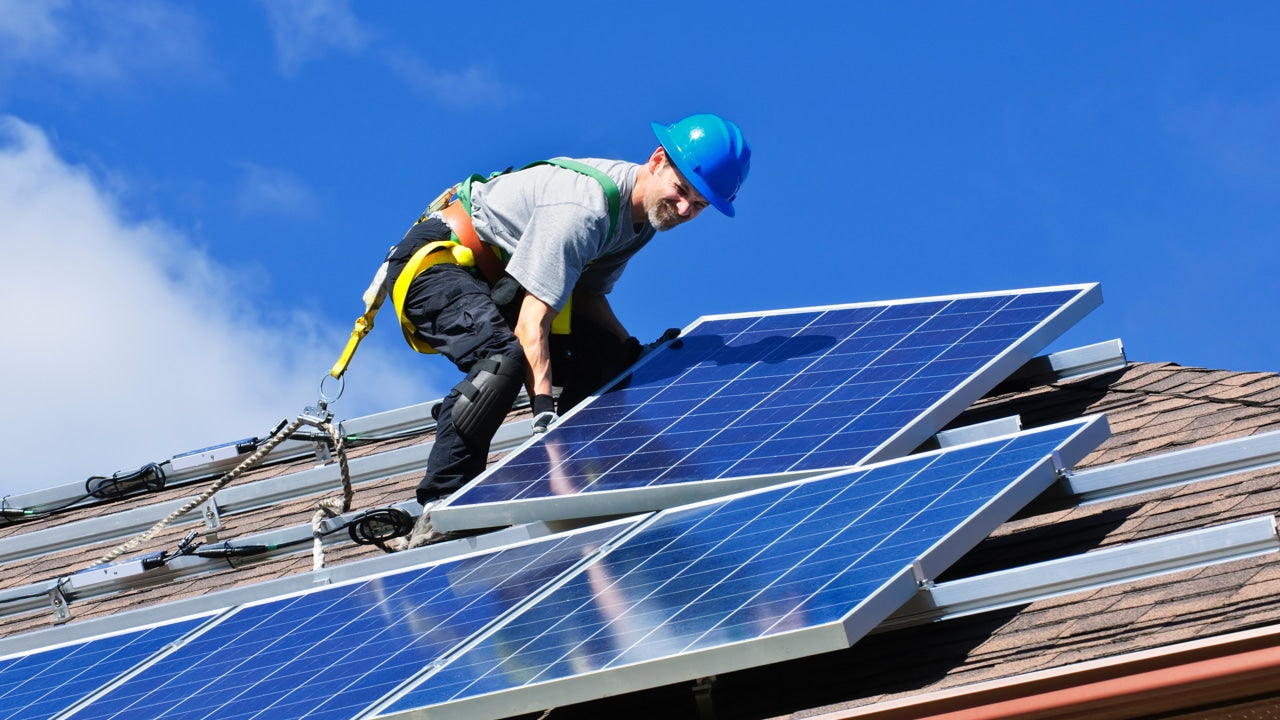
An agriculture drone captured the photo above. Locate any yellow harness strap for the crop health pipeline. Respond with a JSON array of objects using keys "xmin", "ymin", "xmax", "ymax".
[
  {"xmin": 391, "ymin": 240, "xmax": 476, "ymax": 354},
  {"xmin": 330, "ymin": 261, "xmax": 389, "ymax": 379},
  {"xmin": 552, "ymin": 295, "xmax": 573, "ymax": 335},
  {"xmin": 331, "ymin": 170, "xmax": 580, "ymax": 375},
  {"xmin": 329, "ymin": 239, "xmax": 476, "ymax": 377}
]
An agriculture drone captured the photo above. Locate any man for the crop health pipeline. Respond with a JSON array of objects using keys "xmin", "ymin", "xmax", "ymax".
[{"xmin": 386, "ymin": 114, "xmax": 751, "ymax": 514}]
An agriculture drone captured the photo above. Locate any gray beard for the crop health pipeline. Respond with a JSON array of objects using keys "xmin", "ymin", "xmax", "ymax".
[{"xmin": 648, "ymin": 200, "xmax": 682, "ymax": 231}]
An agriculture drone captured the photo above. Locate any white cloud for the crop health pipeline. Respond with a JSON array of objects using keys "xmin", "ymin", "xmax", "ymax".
[
  {"xmin": 0, "ymin": 0, "xmax": 64, "ymax": 57},
  {"xmin": 256, "ymin": 1, "xmax": 515, "ymax": 108},
  {"xmin": 259, "ymin": 0, "xmax": 368, "ymax": 77},
  {"xmin": 234, "ymin": 162, "xmax": 317, "ymax": 217},
  {"xmin": 0, "ymin": 117, "xmax": 438, "ymax": 499},
  {"xmin": 0, "ymin": 0, "xmax": 210, "ymax": 84},
  {"xmin": 384, "ymin": 52, "xmax": 518, "ymax": 109}
]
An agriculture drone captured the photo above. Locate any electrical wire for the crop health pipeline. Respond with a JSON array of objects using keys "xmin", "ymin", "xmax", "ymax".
[
  {"xmin": 343, "ymin": 507, "xmax": 416, "ymax": 552},
  {"xmin": 85, "ymin": 463, "xmax": 167, "ymax": 500},
  {"xmin": 0, "ymin": 417, "xmax": 437, "ymax": 527},
  {"xmin": 0, "ymin": 492, "xmax": 95, "ymax": 526}
]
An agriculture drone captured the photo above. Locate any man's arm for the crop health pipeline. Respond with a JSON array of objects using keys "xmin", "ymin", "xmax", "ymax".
[
  {"xmin": 513, "ymin": 292, "xmax": 559, "ymax": 432},
  {"xmin": 514, "ymin": 292, "xmax": 557, "ymax": 397}
]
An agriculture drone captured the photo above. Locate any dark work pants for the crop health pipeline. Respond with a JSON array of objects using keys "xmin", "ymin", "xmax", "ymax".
[
  {"xmin": 389, "ymin": 218, "xmax": 639, "ymax": 504},
  {"xmin": 388, "ymin": 219, "xmax": 523, "ymax": 504},
  {"xmin": 404, "ymin": 263, "xmax": 523, "ymax": 504}
]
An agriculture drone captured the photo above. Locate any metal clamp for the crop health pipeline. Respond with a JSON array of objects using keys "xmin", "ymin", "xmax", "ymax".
[
  {"xmin": 301, "ymin": 374, "xmax": 342, "ymax": 428},
  {"xmin": 202, "ymin": 499, "xmax": 222, "ymax": 539},
  {"xmin": 49, "ymin": 582, "xmax": 70, "ymax": 624}
]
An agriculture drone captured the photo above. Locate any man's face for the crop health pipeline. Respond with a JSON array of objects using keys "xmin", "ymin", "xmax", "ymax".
[{"xmin": 644, "ymin": 153, "xmax": 710, "ymax": 231}]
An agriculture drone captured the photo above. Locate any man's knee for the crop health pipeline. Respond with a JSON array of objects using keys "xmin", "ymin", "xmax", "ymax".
[{"xmin": 451, "ymin": 353, "xmax": 525, "ymax": 443}]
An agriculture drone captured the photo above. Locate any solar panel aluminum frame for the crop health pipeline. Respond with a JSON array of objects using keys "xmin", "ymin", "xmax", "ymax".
[
  {"xmin": 371, "ymin": 415, "xmax": 1109, "ymax": 720},
  {"xmin": 431, "ymin": 284, "xmax": 1102, "ymax": 533}
]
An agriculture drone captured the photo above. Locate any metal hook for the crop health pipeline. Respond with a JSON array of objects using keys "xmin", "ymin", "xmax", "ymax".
[{"xmin": 319, "ymin": 373, "xmax": 345, "ymax": 407}]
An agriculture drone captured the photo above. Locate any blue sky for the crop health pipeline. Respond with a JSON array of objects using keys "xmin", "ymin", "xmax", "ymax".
[{"xmin": 2, "ymin": 1, "xmax": 1278, "ymax": 496}]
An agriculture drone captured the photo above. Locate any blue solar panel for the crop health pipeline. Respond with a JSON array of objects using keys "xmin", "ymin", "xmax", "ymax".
[
  {"xmin": 434, "ymin": 285, "xmax": 1100, "ymax": 531},
  {"xmin": 67, "ymin": 522, "xmax": 633, "ymax": 720},
  {"xmin": 0, "ymin": 617, "xmax": 207, "ymax": 720},
  {"xmin": 377, "ymin": 417, "xmax": 1108, "ymax": 718}
]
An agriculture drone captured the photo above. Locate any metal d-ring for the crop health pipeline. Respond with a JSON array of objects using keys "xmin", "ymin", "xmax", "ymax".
[{"xmin": 319, "ymin": 373, "xmax": 345, "ymax": 406}]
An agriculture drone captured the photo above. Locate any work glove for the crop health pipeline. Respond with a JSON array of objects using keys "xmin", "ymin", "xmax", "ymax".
[
  {"xmin": 531, "ymin": 393, "xmax": 558, "ymax": 433},
  {"xmin": 640, "ymin": 328, "xmax": 682, "ymax": 359}
]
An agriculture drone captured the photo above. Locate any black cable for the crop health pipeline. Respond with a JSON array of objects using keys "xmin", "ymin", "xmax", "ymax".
[
  {"xmin": 0, "ymin": 492, "xmax": 95, "ymax": 526},
  {"xmin": 345, "ymin": 507, "xmax": 415, "ymax": 553},
  {"xmin": 191, "ymin": 536, "xmax": 314, "ymax": 569},
  {"xmin": 0, "ymin": 506, "xmax": 37, "ymax": 522},
  {"xmin": 85, "ymin": 462, "xmax": 167, "ymax": 500},
  {"xmin": 193, "ymin": 543, "xmax": 272, "ymax": 559}
]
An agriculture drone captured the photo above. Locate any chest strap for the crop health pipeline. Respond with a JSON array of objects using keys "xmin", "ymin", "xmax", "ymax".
[
  {"xmin": 440, "ymin": 193, "xmax": 505, "ymax": 287},
  {"xmin": 456, "ymin": 157, "xmax": 623, "ymax": 274}
]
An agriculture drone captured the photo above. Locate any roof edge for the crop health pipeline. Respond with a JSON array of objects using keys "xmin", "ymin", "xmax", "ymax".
[{"xmin": 808, "ymin": 622, "xmax": 1280, "ymax": 720}]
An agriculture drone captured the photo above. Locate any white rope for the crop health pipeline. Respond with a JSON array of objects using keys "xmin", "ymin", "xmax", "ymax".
[
  {"xmin": 94, "ymin": 411, "xmax": 357, "ymax": 571},
  {"xmin": 93, "ymin": 417, "xmax": 306, "ymax": 567},
  {"xmin": 310, "ymin": 419, "xmax": 354, "ymax": 570},
  {"xmin": 310, "ymin": 498, "xmax": 345, "ymax": 571},
  {"xmin": 400, "ymin": 500, "xmax": 438, "ymax": 550}
]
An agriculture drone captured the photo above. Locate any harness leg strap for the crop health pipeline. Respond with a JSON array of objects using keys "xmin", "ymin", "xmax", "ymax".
[{"xmin": 451, "ymin": 354, "xmax": 525, "ymax": 443}]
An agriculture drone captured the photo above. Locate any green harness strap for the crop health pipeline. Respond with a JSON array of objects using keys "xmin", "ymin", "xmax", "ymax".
[
  {"xmin": 458, "ymin": 158, "xmax": 623, "ymax": 245},
  {"xmin": 458, "ymin": 159, "xmax": 624, "ymax": 336}
]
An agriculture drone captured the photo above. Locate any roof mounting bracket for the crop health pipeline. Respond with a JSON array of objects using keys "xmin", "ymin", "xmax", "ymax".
[
  {"xmin": 1051, "ymin": 450, "xmax": 1069, "ymax": 480},
  {"xmin": 48, "ymin": 582, "xmax": 70, "ymax": 624},
  {"xmin": 297, "ymin": 404, "xmax": 337, "ymax": 467},
  {"xmin": 925, "ymin": 416, "xmax": 1023, "ymax": 451},
  {"xmin": 692, "ymin": 676, "xmax": 718, "ymax": 720},
  {"xmin": 1067, "ymin": 428, "xmax": 1280, "ymax": 502},
  {"xmin": 991, "ymin": 339, "xmax": 1127, "ymax": 393},
  {"xmin": 881, "ymin": 515, "xmax": 1280, "ymax": 631},
  {"xmin": 311, "ymin": 437, "xmax": 332, "ymax": 467},
  {"xmin": 202, "ymin": 498, "xmax": 222, "ymax": 540},
  {"xmin": 911, "ymin": 558, "xmax": 929, "ymax": 585}
]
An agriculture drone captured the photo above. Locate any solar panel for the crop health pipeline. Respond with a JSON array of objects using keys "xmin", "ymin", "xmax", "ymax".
[
  {"xmin": 433, "ymin": 285, "xmax": 1101, "ymax": 532},
  {"xmin": 63, "ymin": 520, "xmax": 635, "ymax": 720},
  {"xmin": 374, "ymin": 416, "xmax": 1109, "ymax": 719},
  {"xmin": 0, "ymin": 617, "xmax": 208, "ymax": 720}
]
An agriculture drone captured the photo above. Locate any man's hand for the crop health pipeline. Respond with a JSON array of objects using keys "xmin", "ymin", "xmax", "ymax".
[
  {"xmin": 640, "ymin": 328, "xmax": 682, "ymax": 358},
  {"xmin": 531, "ymin": 393, "xmax": 557, "ymax": 433}
]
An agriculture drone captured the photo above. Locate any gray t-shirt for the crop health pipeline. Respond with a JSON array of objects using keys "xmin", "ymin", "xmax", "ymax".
[{"xmin": 468, "ymin": 158, "xmax": 655, "ymax": 311}]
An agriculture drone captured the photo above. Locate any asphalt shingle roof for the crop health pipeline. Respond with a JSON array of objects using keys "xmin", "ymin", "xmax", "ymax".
[{"xmin": 1, "ymin": 361, "xmax": 1278, "ymax": 719}]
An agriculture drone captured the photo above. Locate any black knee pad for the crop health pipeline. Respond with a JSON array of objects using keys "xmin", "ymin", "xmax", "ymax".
[{"xmin": 451, "ymin": 354, "xmax": 525, "ymax": 443}]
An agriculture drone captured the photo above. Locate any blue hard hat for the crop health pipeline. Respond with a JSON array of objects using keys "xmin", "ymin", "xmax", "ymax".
[{"xmin": 651, "ymin": 114, "xmax": 751, "ymax": 217}]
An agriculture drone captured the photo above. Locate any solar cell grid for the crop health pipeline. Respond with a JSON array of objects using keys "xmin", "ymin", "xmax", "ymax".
[
  {"xmin": 436, "ymin": 285, "xmax": 1099, "ymax": 530},
  {"xmin": 379, "ymin": 417, "xmax": 1106, "ymax": 718},
  {"xmin": 0, "ymin": 617, "xmax": 206, "ymax": 720},
  {"xmin": 67, "ymin": 522, "xmax": 632, "ymax": 720}
]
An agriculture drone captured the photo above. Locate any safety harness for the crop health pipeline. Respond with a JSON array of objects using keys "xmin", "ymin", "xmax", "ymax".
[{"xmin": 330, "ymin": 159, "xmax": 622, "ymax": 379}]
